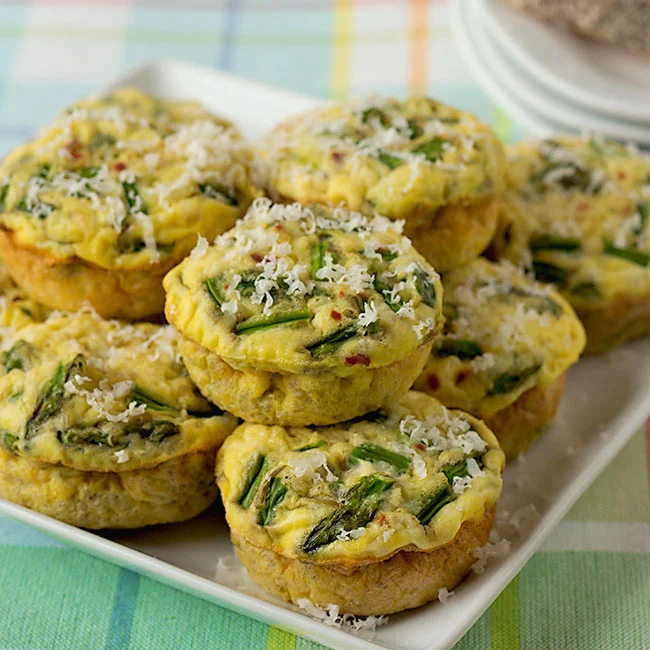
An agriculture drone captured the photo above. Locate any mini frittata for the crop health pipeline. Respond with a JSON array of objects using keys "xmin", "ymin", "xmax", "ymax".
[
  {"xmin": 216, "ymin": 390, "xmax": 504, "ymax": 615},
  {"xmin": 493, "ymin": 136, "xmax": 650, "ymax": 354},
  {"xmin": 0, "ymin": 88, "xmax": 259, "ymax": 320},
  {"xmin": 412, "ymin": 259, "xmax": 585, "ymax": 460},
  {"xmin": 0, "ymin": 310, "xmax": 237, "ymax": 528},
  {"xmin": 257, "ymin": 96, "xmax": 506, "ymax": 271},
  {"xmin": 164, "ymin": 198, "xmax": 444, "ymax": 426},
  {"xmin": 0, "ymin": 258, "xmax": 49, "ymax": 334}
]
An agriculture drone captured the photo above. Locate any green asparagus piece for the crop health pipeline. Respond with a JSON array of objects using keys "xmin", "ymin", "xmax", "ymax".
[
  {"xmin": 414, "ymin": 266, "xmax": 437, "ymax": 307},
  {"xmin": 235, "ymin": 310, "xmax": 311, "ymax": 335},
  {"xmin": 489, "ymin": 363, "xmax": 542, "ymax": 396},
  {"xmin": 377, "ymin": 150, "xmax": 404, "ymax": 170},
  {"xmin": 1, "ymin": 340, "xmax": 36, "ymax": 374},
  {"xmin": 257, "ymin": 477, "xmax": 287, "ymax": 526},
  {"xmin": 569, "ymin": 281, "xmax": 602, "ymax": 300},
  {"xmin": 122, "ymin": 179, "xmax": 148, "ymax": 214},
  {"xmin": 374, "ymin": 276, "xmax": 400, "ymax": 312},
  {"xmin": 603, "ymin": 242, "xmax": 650, "ymax": 267},
  {"xmin": 349, "ymin": 443, "xmax": 411, "ymax": 471},
  {"xmin": 89, "ymin": 133, "xmax": 116, "ymax": 149},
  {"xmin": 199, "ymin": 182, "xmax": 238, "ymax": 206},
  {"xmin": 529, "ymin": 235, "xmax": 581, "ymax": 252},
  {"xmin": 499, "ymin": 287, "xmax": 563, "ymax": 318},
  {"xmin": 58, "ymin": 426, "xmax": 110, "ymax": 446},
  {"xmin": 531, "ymin": 162, "xmax": 594, "ymax": 192},
  {"xmin": 416, "ymin": 485, "xmax": 455, "ymax": 525},
  {"xmin": 131, "ymin": 385, "xmax": 179, "ymax": 416},
  {"xmin": 24, "ymin": 355, "xmax": 84, "ymax": 440},
  {"xmin": 306, "ymin": 323, "xmax": 358, "ymax": 358},
  {"xmin": 412, "ymin": 136, "xmax": 446, "ymax": 162},
  {"xmin": 636, "ymin": 201, "xmax": 648, "ymax": 238},
  {"xmin": 0, "ymin": 182, "xmax": 9, "ymax": 212},
  {"xmin": 360, "ymin": 107, "xmax": 390, "ymax": 127},
  {"xmin": 295, "ymin": 440, "xmax": 327, "ymax": 452},
  {"xmin": 300, "ymin": 474, "xmax": 394, "ymax": 553},
  {"xmin": 204, "ymin": 276, "xmax": 226, "ymax": 307},
  {"xmin": 311, "ymin": 235, "xmax": 335, "ymax": 277},
  {"xmin": 3, "ymin": 432, "xmax": 17, "ymax": 451},
  {"xmin": 532, "ymin": 260, "xmax": 568, "ymax": 285},
  {"xmin": 436, "ymin": 339, "xmax": 482, "ymax": 360},
  {"xmin": 239, "ymin": 455, "xmax": 269, "ymax": 509}
]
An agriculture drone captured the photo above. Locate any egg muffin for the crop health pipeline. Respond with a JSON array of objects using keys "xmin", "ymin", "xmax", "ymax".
[
  {"xmin": 257, "ymin": 97, "xmax": 506, "ymax": 272},
  {"xmin": 413, "ymin": 259, "xmax": 585, "ymax": 460},
  {"xmin": 164, "ymin": 198, "xmax": 444, "ymax": 426},
  {"xmin": 493, "ymin": 136, "xmax": 650, "ymax": 354},
  {"xmin": 0, "ymin": 311, "xmax": 237, "ymax": 529},
  {"xmin": 0, "ymin": 88, "xmax": 259, "ymax": 320},
  {"xmin": 216, "ymin": 390, "xmax": 504, "ymax": 616},
  {"xmin": 0, "ymin": 258, "xmax": 50, "ymax": 334}
]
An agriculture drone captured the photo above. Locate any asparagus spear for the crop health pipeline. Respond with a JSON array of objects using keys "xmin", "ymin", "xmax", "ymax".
[
  {"xmin": 306, "ymin": 324, "xmax": 358, "ymax": 358},
  {"xmin": 132, "ymin": 420, "xmax": 179, "ymax": 443},
  {"xmin": 257, "ymin": 477, "xmax": 287, "ymax": 526},
  {"xmin": 89, "ymin": 133, "xmax": 116, "ymax": 149},
  {"xmin": 360, "ymin": 107, "xmax": 390, "ymax": 127},
  {"xmin": 24, "ymin": 355, "xmax": 84, "ymax": 441},
  {"xmin": 414, "ymin": 266, "xmax": 437, "ymax": 307},
  {"xmin": 311, "ymin": 235, "xmax": 336, "ymax": 277},
  {"xmin": 569, "ymin": 281, "xmax": 602, "ymax": 300},
  {"xmin": 131, "ymin": 385, "xmax": 178, "ymax": 416},
  {"xmin": 199, "ymin": 182, "xmax": 238, "ymax": 207},
  {"xmin": 235, "ymin": 310, "xmax": 311, "ymax": 335},
  {"xmin": 3, "ymin": 433, "xmax": 17, "ymax": 451},
  {"xmin": 295, "ymin": 440, "xmax": 327, "ymax": 452},
  {"xmin": 204, "ymin": 276, "xmax": 227, "ymax": 307},
  {"xmin": 603, "ymin": 242, "xmax": 650, "ymax": 267},
  {"xmin": 348, "ymin": 443, "xmax": 411, "ymax": 471},
  {"xmin": 488, "ymin": 362, "xmax": 542, "ymax": 396},
  {"xmin": 529, "ymin": 235, "xmax": 581, "ymax": 252},
  {"xmin": 1, "ymin": 340, "xmax": 36, "ymax": 374},
  {"xmin": 436, "ymin": 339, "xmax": 482, "ymax": 360},
  {"xmin": 239, "ymin": 455, "xmax": 269, "ymax": 509},
  {"xmin": 532, "ymin": 260, "xmax": 568, "ymax": 285},
  {"xmin": 498, "ymin": 287, "xmax": 563, "ymax": 318},
  {"xmin": 416, "ymin": 485, "xmax": 455, "ymax": 525},
  {"xmin": 374, "ymin": 276, "xmax": 400, "ymax": 312},
  {"xmin": 377, "ymin": 150, "xmax": 404, "ymax": 170},
  {"xmin": 300, "ymin": 474, "xmax": 394, "ymax": 553},
  {"xmin": 412, "ymin": 136, "xmax": 446, "ymax": 162},
  {"xmin": 122, "ymin": 179, "xmax": 148, "ymax": 214},
  {"xmin": 58, "ymin": 426, "xmax": 110, "ymax": 446}
]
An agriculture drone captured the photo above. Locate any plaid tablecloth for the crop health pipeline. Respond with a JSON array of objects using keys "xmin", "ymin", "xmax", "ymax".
[{"xmin": 0, "ymin": 1, "xmax": 648, "ymax": 649}]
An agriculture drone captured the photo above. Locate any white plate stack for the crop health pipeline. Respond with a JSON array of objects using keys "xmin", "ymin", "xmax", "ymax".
[{"xmin": 451, "ymin": 0, "xmax": 650, "ymax": 143}]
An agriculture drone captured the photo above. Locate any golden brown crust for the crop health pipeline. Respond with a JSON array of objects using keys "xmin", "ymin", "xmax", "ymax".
[
  {"xmin": 485, "ymin": 373, "xmax": 566, "ymax": 461},
  {"xmin": 231, "ymin": 506, "xmax": 495, "ymax": 616},
  {"xmin": 403, "ymin": 196, "xmax": 500, "ymax": 272},
  {"xmin": 0, "ymin": 446, "xmax": 219, "ymax": 529},
  {"xmin": 179, "ymin": 334, "xmax": 433, "ymax": 426},
  {"xmin": 574, "ymin": 291, "xmax": 650, "ymax": 355},
  {"xmin": 0, "ymin": 230, "xmax": 181, "ymax": 321}
]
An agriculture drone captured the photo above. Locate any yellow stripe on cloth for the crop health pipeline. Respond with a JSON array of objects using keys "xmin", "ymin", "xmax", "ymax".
[
  {"xmin": 491, "ymin": 574, "xmax": 520, "ymax": 650},
  {"xmin": 409, "ymin": 0, "xmax": 429, "ymax": 94},
  {"xmin": 331, "ymin": 0, "xmax": 353, "ymax": 100},
  {"xmin": 266, "ymin": 626, "xmax": 297, "ymax": 650}
]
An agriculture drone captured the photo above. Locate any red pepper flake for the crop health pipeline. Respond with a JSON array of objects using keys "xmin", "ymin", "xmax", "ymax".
[
  {"xmin": 113, "ymin": 161, "xmax": 127, "ymax": 172},
  {"xmin": 330, "ymin": 310, "xmax": 342, "ymax": 321},
  {"xmin": 338, "ymin": 291, "xmax": 345, "ymax": 298},
  {"xmin": 617, "ymin": 170, "xmax": 627, "ymax": 180},
  {"xmin": 576, "ymin": 201, "xmax": 589, "ymax": 211},
  {"xmin": 330, "ymin": 151, "xmax": 344, "ymax": 164},
  {"xmin": 65, "ymin": 140, "xmax": 83, "ymax": 160},
  {"xmin": 415, "ymin": 442, "xmax": 426, "ymax": 451},
  {"xmin": 274, "ymin": 224, "xmax": 284, "ymax": 231},
  {"xmin": 345, "ymin": 354, "xmax": 370, "ymax": 367},
  {"xmin": 427, "ymin": 372, "xmax": 440, "ymax": 391},
  {"xmin": 455, "ymin": 371, "xmax": 468, "ymax": 385},
  {"xmin": 251, "ymin": 252, "xmax": 263, "ymax": 262},
  {"xmin": 376, "ymin": 513, "xmax": 387, "ymax": 526}
]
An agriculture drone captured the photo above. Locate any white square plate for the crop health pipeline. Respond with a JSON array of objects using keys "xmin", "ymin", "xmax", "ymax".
[{"xmin": 1, "ymin": 59, "xmax": 649, "ymax": 650}]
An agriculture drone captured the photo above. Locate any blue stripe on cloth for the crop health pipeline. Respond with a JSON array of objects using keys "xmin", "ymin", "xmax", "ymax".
[
  {"xmin": 219, "ymin": 0, "xmax": 239, "ymax": 70},
  {"xmin": 105, "ymin": 568, "xmax": 140, "ymax": 650}
]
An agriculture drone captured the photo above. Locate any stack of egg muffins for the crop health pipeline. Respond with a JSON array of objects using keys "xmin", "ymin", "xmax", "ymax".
[{"xmin": 0, "ymin": 86, "xmax": 647, "ymax": 617}]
